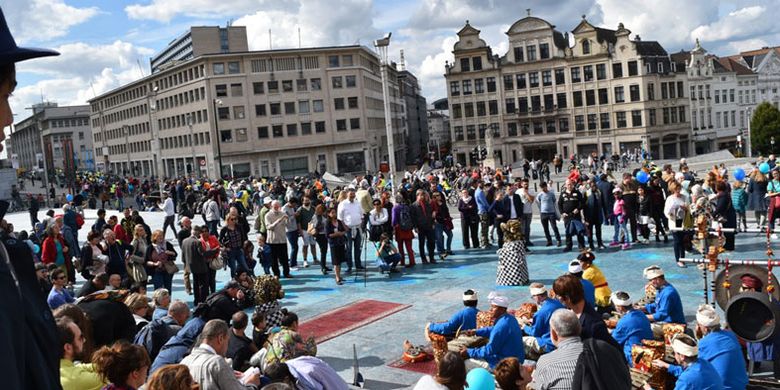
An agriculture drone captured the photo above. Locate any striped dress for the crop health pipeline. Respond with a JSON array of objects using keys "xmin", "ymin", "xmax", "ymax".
[{"xmin": 530, "ymin": 338, "xmax": 583, "ymax": 390}]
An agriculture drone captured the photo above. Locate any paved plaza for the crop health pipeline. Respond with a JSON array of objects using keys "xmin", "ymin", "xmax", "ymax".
[{"xmin": 7, "ymin": 208, "xmax": 775, "ymax": 388}]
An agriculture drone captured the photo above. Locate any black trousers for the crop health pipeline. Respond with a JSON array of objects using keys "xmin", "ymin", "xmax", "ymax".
[
  {"xmin": 269, "ymin": 243, "xmax": 290, "ymax": 276},
  {"xmin": 587, "ymin": 222, "xmax": 603, "ymax": 248},
  {"xmin": 316, "ymin": 234, "xmax": 328, "ymax": 271},
  {"xmin": 461, "ymin": 219, "xmax": 478, "ymax": 249},
  {"xmin": 162, "ymin": 215, "xmax": 177, "ymax": 237},
  {"xmin": 193, "ymin": 272, "xmax": 209, "ymax": 305},
  {"xmin": 417, "ymin": 228, "xmax": 436, "ymax": 262}
]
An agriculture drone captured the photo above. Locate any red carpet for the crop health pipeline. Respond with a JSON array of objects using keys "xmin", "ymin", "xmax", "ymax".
[
  {"xmin": 297, "ymin": 299, "xmax": 411, "ymax": 344},
  {"xmin": 387, "ymin": 354, "xmax": 437, "ymax": 375}
]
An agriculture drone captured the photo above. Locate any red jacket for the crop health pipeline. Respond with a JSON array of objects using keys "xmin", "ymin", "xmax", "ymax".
[
  {"xmin": 200, "ymin": 235, "xmax": 221, "ymax": 259},
  {"xmin": 41, "ymin": 235, "xmax": 67, "ymax": 264},
  {"xmin": 113, "ymin": 224, "xmax": 128, "ymax": 243}
]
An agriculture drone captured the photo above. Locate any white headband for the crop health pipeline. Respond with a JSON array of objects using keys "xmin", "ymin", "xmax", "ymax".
[
  {"xmin": 696, "ymin": 305, "xmax": 720, "ymax": 327},
  {"xmin": 463, "ymin": 290, "xmax": 478, "ymax": 301},
  {"xmin": 530, "ymin": 286, "xmax": 547, "ymax": 296},
  {"xmin": 488, "ymin": 291, "xmax": 509, "ymax": 308},
  {"xmin": 611, "ymin": 291, "xmax": 633, "ymax": 307},
  {"xmin": 568, "ymin": 260, "xmax": 583, "ymax": 274},
  {"xmin": 672, "ymin": 337, "xmax": 698, "ymax": 357},
  {"xmin": 644, "ymin": 265, "xmax": 664, "ymax": 280}
]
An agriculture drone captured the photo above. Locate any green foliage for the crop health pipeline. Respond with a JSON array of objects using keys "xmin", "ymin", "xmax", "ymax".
[{"xmin": 750, "ymin": 102, "xmax": 780, "ymax": 156}]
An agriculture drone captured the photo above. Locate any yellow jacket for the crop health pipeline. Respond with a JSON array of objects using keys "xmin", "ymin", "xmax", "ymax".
[
  {"xmin": 60, "ymin": 359, "xmax": 105, "ymax": 390},
  {"xmin": 583, "ymin": 265, "xmax": 612, "ymax": 307}
]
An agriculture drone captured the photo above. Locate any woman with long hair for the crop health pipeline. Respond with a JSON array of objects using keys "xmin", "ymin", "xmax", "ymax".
[
  {"xmin": 326, "ymin": 207, "xmax": 347, "ymax": 285},
  {"xmin": 146, "ymin": 364, "xmax": 196, "ymax": 390},
  {"xmin": 664, "ymin": 181, "xmax": 691, "ymax": 268},
  {"xmin": 747, "ymin": 169, "xmax": 768, "ymax": 229},
  {"xmin": 149, "ymin": 229, "xmax": 176, "ymax": 292},
  {"xmin": 91, "ymin": 342, "xmax": 150, "ymax": 390}
]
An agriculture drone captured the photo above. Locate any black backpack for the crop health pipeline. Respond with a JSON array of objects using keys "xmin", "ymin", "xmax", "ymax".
[
  {"xmin": 398, "ymin": 206, "xmax": 414, "ymax": 231},
  {"xmin": 572, "ymin": 338, "xmax": 632, "ymax": 390},
  {"xmin": 133, "ymin": 318, "xmax": 175, "ymax": 361}
]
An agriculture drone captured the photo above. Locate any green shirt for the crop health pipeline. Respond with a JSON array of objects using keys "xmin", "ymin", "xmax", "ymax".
[
  {"xmin": 60, "ymin": 359, "xmax": 105, "ymax": 390},
  {"xmin": 298, "ymin": 205, "xmax": 315, "ymax": 226}
]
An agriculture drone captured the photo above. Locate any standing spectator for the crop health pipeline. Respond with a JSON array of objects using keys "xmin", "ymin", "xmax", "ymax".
[
  {"xmin": 199, "ymin": 228, "xmax": 221, "ymax": 294},
  {"xmin": 475, "ymin": 181, "xmax": 493, "ymax": 249},
  {"xmin": 747, "ymin": 169, "xmax": 768, "ymax": 229},
  {"xmin": 558, "ymin": 180, "xmax": 586, "ymax": 252},
  {"xmin": 311, "ymin": 204, "xmax": 330, "ymax": 275},
  {"xmin": 101, "ymin": 230, "xmax": 131, "ymax": 283},
  {"xmin": 149, "ymin": 230, "xmax": 177, "ymax": 292},
  {"xmin": 610, "ymin": 188, "xmax": 631, "ymax": 250},
  {"xmin": 91, "ymin": 208, "xmax": 107, "ymax": 233},
  {"xmin": 219, "ymin": 214, "xmax": 250, "ymax": 277},
  {"xmin": 583, "ymin": 180, "xmax": 605, "ymax": 250},
  {"xmin": 517, "ymin": 179, "xmax": 535, "ymax": 247},
  {"xmin": 298, "ymin": 196, "xmax": 317, "ymax": 268},
  {"xmin": 266, "ymin": 200, "xmax": 292, "ymax": 278},
  {"xmin": 432, "ymin": 192, "xmax": 454, "ymax": 259},
  {"xmin": 177, "ymin": 217, "xmax": 193, "ymax": 295},
  {"xmin": 326, "ymin": 207, "xmax": 348, "ymax": 285},
  {"xmin": 732, "ymin": 180, "xmax": 748, "ymax": 232},
  {"xmin": 182, "ymin": 226, "xmax": 216, "ymax": 304},
  {"xmin": 41, "ymin": 223, "xmax": 69, "ymax": 280},
  {"xmin": 457, "ymin": 189, "xmax": 479, "ymax": 250},
  {"xmin": 202, "ymin": 194, "xmax": 221, "ymax": 235},
  {"xmin": 181, "ymin": 319, "xmax": 261, "ymax": 388},
  {"xmin": 535, "ymin": 181, "xmax": 561, "ymax": 247},
  {"xmin": 767, "ymin": 169, "xmax": 780, "ymax": 238},
  {"xmin": 127, "ymin": 225, "xmax": 150, "ymax": 286},
  {"xmin": 28, "ymin": 193, "xmax": 39, "ymax": 230},
  {"xmin": 714, "ymin": 181, "xmax": 737, "ymax": 250},
  {"xmin": 664, "ymin": 181, "xmax": 691, "ymax": 268},
  {"xmin": 282, "ymin": 198, "xmax": 301, "ymax": 270},
  {"xmin": 393, "ymin": 195, "xmax": 416, "ymax": 267},
  {"xmin": 255, "ymin": 197, "xmax": 272, "ymax": 237},
  {"xmin": 337, "ymin": 188, "xmax": 364, "ymax": 272},
  {"xmin": 412, "ymin": 190, "xmax": 437, "ymax": 264},
  {"xmin": 618, "ymin": 173, "xmax": 639, "ymax": 243}
]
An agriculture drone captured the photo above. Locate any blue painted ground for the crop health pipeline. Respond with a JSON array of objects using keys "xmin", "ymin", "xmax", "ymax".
[{"xmin": 7, "ymin": 209, "xmax": 775, "ymax": 389}]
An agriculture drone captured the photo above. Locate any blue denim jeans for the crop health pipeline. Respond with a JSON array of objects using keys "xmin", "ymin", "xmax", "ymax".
[
  {"xmin": 286, "ymin": 230, "xmax": 300, "ymax": 267},
  {"xmin": 612, "ymin": 215, "xmax": 629, "ymax": 243},
  {"xmin": 434, "ymin": 223, "xmax": 453, "ymax": 254},
  {"xmin": 151, "ymin": 270, "xmax": 173, "ymax": 292},
  {"xmin": 226, "ymin": 248, "xmax": 249, "ymax": 276}
]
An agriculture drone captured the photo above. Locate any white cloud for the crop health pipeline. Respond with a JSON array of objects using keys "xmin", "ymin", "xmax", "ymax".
[
  {"xmin": 125, "ymin": 0, "xmax": 295, "ymax": 23},
  {"xmin": 3, "ymin": 0, "xmax": 98, "ymax": 43},
  {"xmin": 690, "ymin": 6, "xmax": 776, "ymax": 43}
]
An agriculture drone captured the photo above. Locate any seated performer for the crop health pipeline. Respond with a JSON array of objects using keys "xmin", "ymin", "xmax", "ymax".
[
  {"xmin": 521, "ymin": 283, "xmax": 564, "ymax": 360},
  {"xmin": 459, "ymin": 292, "xmax": 524, "ymax": 370},
  {"xmin": 578, "ymin": 251, "xmax": 612, "ymax": 314},
  {"xmin": 567, "ymin": 260, "xmax": 596, "ymax": 308},
  {"xmin": 426, "ymin": 289, "xmax": 479, "ymax": 337},
  {"xmin": 652, "ymin": 334, "xmax": 724, "ymax": 390},
  {"xmin": 694, "ymin": 304, "xmax": 748, "ymax": 390},
  {"xmin": 642, "ymin": 265, "xmax": 685, "ymax": 327},
  {"xmin": 610, "ymin": 291, "xmax": 653, "ymax": 365}
]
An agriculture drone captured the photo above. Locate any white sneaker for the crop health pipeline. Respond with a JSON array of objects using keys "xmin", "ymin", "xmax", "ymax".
[
  {"xmin": 303, "ymin": 261, "xmax": 310, "ymax": 268},
  {"xmin": 290, "ymin": 267, "xmax": 299, "ymax": 272},
  {"xmin": 772, "ymin": 234, "xmax": 778, "ymax": 240}
]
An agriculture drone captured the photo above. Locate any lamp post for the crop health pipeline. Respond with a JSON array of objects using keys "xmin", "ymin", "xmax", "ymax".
[
  {"xmin": 374, "ymin": 32, "xmax": 396, "ymax": 200},
  {"xmin": 212, "ymin": 99, "xmax": 224, "ymax": 180},
  {"xmin": 187, "ymin": 113, "xmax": 197, "ymax": 178},
  {"xmin": 746, "ymin": 107, "xmax": 753, "ymax": 158},
  {"xmin": 147, "ymin": 85, "xmax": 163, "ymax": 194},
  {"xmin": 123, "ymin": 125, "xmax": 130, "ymax": 176}
]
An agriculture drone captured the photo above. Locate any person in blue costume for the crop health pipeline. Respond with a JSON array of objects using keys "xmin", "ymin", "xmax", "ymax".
[
  {"xmin": 610, "ymin": 291, "xmax": 653, "ymax": 365},
  {"xmin": 652, "ymin": 334, "xmax": 724, "ymax": 390},
  {"xmin": 567, "ymin": 260, "xmax": 596, "ymax": 308},
  {"xmin": 520, "ymin": 282, "xmax": 564, "ymax": 360},
  {"xmin": 459, "ymin": 291, "xmax": 524, "ymax": 370},
  {"xmin": 693, "ymin": 304, "xmax": 748, "ymax": 390},
  {"xmin": 426, "ymin": 289, "xmax": 479, "ymax": 337},
  {"xmin": 641, "ymin": 265, "xmax": 685, "ymax": 327}
]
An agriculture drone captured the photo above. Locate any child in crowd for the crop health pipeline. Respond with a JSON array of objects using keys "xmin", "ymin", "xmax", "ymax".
[
  {"xmin": 731, "ymin": 180, "xmax": 748, "ymax": 232},
  {"xmin": 256, "ymin": 235, "xmax": 272, "ymax": 275}
]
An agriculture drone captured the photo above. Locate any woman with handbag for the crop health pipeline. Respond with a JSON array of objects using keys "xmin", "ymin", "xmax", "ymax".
[
  {"xmin": 664, "ymin": 181, "xmax": 691, "ymax": 268},
  {"xmin": 326, "ymin": 207, "xmax": 347, "ymax": 285},
  {"xmin": 150, "ymin": 229, "xmax": 178, "ymax": 292},
  {"xmin": 432, "ymin": 191, "xmax": 454, "ymax": 260},
  {"xmin": 457, "ymin": 189, "xmax": 479, "ymax": 250},
  {"xmin": 368, "ymin": 199, "xmax": 389, "ymax": 243},
  {"xmin": 127, "ymin": 225, "xmax": 150, "ymax": 286},
  {"xmin": 747, "ymin": 169, "xmax": 769, "ymax": 229},
  {"xmin": 41, "ymin": 223, "xmax": 70, "ymax": 282},
  {"xmin": 79, "ymin": 230, "xmax": 107, "ymax": 280},
  {"xmin": 392, "ymin": 195, "xmax": 416, "ymax": 267},
  {"xmin": 311, "ymin": 204, "xmax": 331, "ymax": 275}
]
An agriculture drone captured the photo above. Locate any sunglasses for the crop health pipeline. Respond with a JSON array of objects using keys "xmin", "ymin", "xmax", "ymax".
[{"xmin": 55, "ymin": 276, "xmax": 67, "ymax": 280}]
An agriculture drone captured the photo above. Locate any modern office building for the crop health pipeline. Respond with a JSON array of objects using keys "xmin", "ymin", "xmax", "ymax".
[
  {"xmin": 398, "ymin": 69, "xmax": 429, "ymax": 164},
  {"xmin": 445, "ymin": 15, "xmax": 691, "ymax": 165},
  {"xmin": 678, "ymin": 40, "xmax": 758, "ymax": 154},
  {"xmin": 150, "ymin": 25, "xmax": 248, "ymax": 74},
  {"xmin": 11, "ymin": 102, "xmax": 94, "ymax": 172},
  {"xmin": 90, "ymin": 42, "xmax": 408, "ymax": 179}
]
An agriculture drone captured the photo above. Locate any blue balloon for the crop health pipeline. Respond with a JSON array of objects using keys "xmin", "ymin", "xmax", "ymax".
[
  {"xmin": 66, "ymin": 194, "xmax": 73, "ymax": 202},
  {"xmin": 33, "ymin": 244, "xmax": 40, "ymax": 254},
  {"xmin": 734, "ymin": 167, "xmax": 746, "ymax": 181},
  {"xmin": 128, "ymin": 184, "xmax": 134, "ymax": 191},
  {"xmin": 635, "ymin": 170, "xmax": 650, "ymax": 184},
  {"xmin": 466, "ymin": 368, "xmax": 495, "ymax": 390},
  {"xmin": 760, "ymin": 162, "xmax": 771, "ymax": 174}
]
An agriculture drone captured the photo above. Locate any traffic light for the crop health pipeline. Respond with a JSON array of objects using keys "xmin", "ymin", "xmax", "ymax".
[{"xmin": 480, "ymin": 147, "xmax": 487, "ymax": 160}]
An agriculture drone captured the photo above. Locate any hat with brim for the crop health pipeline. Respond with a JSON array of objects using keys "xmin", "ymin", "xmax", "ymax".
[
  {"xmin": 0, "ymin": 9, "xmax": 59, "ymax": 66},
  {"xmin": 644, "ymin": 265, "xmax": 664, "ymax": 280}
]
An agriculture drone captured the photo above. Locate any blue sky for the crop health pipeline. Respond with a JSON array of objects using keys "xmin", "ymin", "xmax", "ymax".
[{"xmin": 5, "ymin": 0, "xmax": 780, "ymax": 126}]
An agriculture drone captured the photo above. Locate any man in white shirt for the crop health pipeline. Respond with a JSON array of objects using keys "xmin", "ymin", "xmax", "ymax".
[
  {"xmin": 182, "ymin": 319, "xmax": 260, "ymax": 389},
  {"xmin": 337, "ymin": 187, "xmax": 365, "ymax": 272},
  {"xmin": 161, "ymin": 192, "xmax": 177, "ymax": 239},
  {"xmin": 517, "ymin": 179, "xmax": 536, "ymax": 246}
]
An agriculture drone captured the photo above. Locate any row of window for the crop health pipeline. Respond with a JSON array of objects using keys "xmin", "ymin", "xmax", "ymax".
[
  {"xmin": 101, "ymin": 104, "xmax": 149, "ymax": 126},
  {"xmin": 158, "ymin": 109, "xmax": 208, "ymax": 131},
  {"xmin": 161, "ymin": 132, "xmax": 210, "ymax": 150},
  {"xmin": 50, "ymin": 118, "xmax": 89, "ymax": 128},
  {"xmin": 156, "ymin": 87, "xmax": 207, "ymax": 112},
  {"xmin": 155, "ymin": 64, "xmax": 206, "ymax": 92},
  {"xmin": 96, "ymin": 122, "xmax": 150, "ymax": 143},
  {"xmin": 453, "ymin": 106, "xmax": 688, "ymax": 140},
  {"xmin": 511, "ymin": 43, "xmax": 551, "ymax": 63}
]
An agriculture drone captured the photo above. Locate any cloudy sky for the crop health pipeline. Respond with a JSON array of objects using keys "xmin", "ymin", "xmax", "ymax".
[{"xmin": 6, "ymin": 0, "xmax": 780, "ymax": 125}]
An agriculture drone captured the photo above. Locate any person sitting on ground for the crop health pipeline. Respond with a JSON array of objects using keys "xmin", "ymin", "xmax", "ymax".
[
  {"xmin": 413, "ymin": 351, "xmax": 467, "ymax": 390},
  {"xmin": 578, "ymin": 251, "xmax": 612, "ymax": 314},
  {"xmin": 151, "ymin": 288, "xmax": 171, "ymax": 320},
  {"xmin": 652, "ymin": 334, "xmax": 724, "ymax": 390},
  {"xmin": 552, "ymin": 274, "xmax": 620, "ymax": 351},
  {"xmin": 36, "ymin": 262, "xmax": 52, "ymax": 295},
  {"xmin": 254, "ymin": 275, "xmax": 287, "ymax": 331},
  {"xmin": 641, "ymin": 265, "xmax": 685, "ymax": 329},
  {"xmin": 426, "ymin": 289, "xmax": 479, "ymax": 339},
  {"xmin": 688, "ymin": 304, "xmax": 748, "ymax": 390},
  {"xmin": 106, "ymin": 273, "xmax": 122, "ymax": 291},
  {"xmin": 494, "ymin": 357, "xmax": 532, "ymax": 390},
  {"xmin": 133, "ymin": 300, "xmax": 190, "ymax": 361},
  {"xmin": 235, "ymin": 270, "xmax": 257, "ymax": 309},
  {"xmin": 180, "ymin": 319, "xmax": 261, "ymax": 389},
  {"xmin": 529, "ymin": 309, "xmax": 584, "ymax": 389},
  {"xmin": 57, "ymin": 316, "xmax": 106, "ymax": 390},
  {"xmin": 567, "ymin": 260, "xmax": 596, "ymax": 308},
  {"xmin": 610, "ymin": 291, "xmax": 653, "ymax": 365},
  {"xmin": 125, "ymin": 292, "xmax": 150, "ymax": 333},
  {"xmin": 265, "ymin": 357, "xmax": 350, "ymax": 390},
  {"xmin": 226, "ymin": 311, "xmax": 258, "ymax": 371},
  {"xmin": 91, "ymin": 341, "xmax": 151, "ymax": 390},
  {"xmin": 459, "ymin": 291, "xmax": 524, "ymax": 370},
  {"xmin": 520, "ymin": 283, "xmax": 565, "ymax": 360},
  {"xmin": 265, "ymin": 311, "xmax": 317, "ymax": 366},
  {"xmin": 205, "ymin": 280, "xmax": 245, "ymax": 323},
  {"xmin": 48, "ymin": 268, "xmax": 75, "ymax": 310},
  {"xmin": 149, "ymin": 313, "xmax": 207, "ymax": 375},
  {"xmin": 375, "ymin": 232, "xmax": 401, "ymax": 273},
  {"xmin": 145, "ymin": 364, "xmax": 197, "ymax": 390},
  {"xmin": 77, "ymin": 272, "xmax": 109, "ymax": 298}
]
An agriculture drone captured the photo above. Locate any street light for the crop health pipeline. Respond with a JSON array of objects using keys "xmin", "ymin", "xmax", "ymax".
[
  {"xmin": 212, "ymin": 99, "xmax": 225, "ymax": 180},
  {"xmin": 123, "ymin": 125, "xmax": 130, "ymax": 176},
  {"xmin": 374, "ymin": 32, "xmax": 396, "ymax": 200},
  {"xmin": 187, "ymin": 113, "xmax": 197, "ymax": 178},
  {"xmin": 746, "ymin": 107, "xmax": 753, "ymax": 158}
]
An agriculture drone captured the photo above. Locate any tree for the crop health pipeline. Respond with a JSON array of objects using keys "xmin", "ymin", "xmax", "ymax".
[{"xmin": 750, "ymin": 102, "xmax": 780, "ymax": 156}]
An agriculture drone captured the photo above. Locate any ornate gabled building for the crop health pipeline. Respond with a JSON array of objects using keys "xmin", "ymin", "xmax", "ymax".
[{"xmin": 445, "ymin": 14, "xmax": 691, "ymax": 166}]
